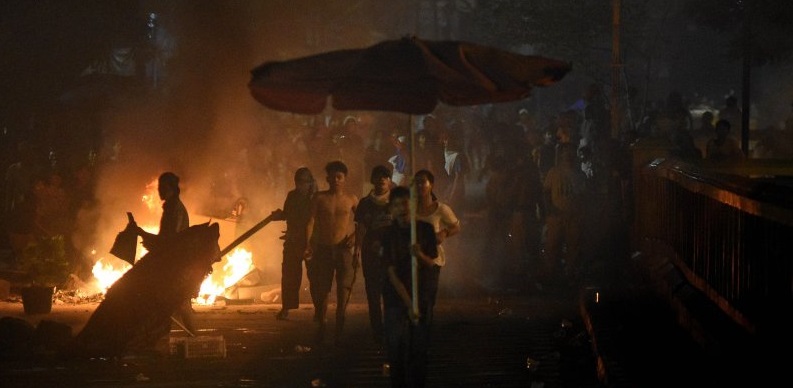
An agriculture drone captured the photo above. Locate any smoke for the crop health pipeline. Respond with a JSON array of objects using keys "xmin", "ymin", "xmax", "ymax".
[
  {"xmin": 70, "ymin": 3, "xmax": 297, "ymax": 280},
  {"xmin": 753, "ymin": 62, "xmax": 793, "ymax": 130},
  {"xmin": 67, "ymin": 2, "xmax": 581, "ymax": 298}
]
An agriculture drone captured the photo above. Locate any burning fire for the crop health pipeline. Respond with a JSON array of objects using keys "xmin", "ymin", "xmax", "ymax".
[
  {"xmin": 90, "ymin": 247, "xmax": 255, "ymax": 305},
  {"xmin": 142, "ymin": 177, "xmax": 161, "ymax": 211},
  {"xmin": 88, "ymin": 177, "xmax": 255, "ymax": 304},
  {"xmin": 91, "ymin": 257, "xmax": 132, "ymax": 294},
  {"xmin": 195, "ymin": 248, "xmax": 254, "ymax": 305}
]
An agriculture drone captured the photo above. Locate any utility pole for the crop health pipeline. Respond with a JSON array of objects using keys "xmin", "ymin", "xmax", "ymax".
[
  {"xmin": 611, "ymin": 0, "xmax": 622, "ymax": 139},
  {"xmin": 740, "ymin": 1, "xmax": 753, "ymax": 155}
]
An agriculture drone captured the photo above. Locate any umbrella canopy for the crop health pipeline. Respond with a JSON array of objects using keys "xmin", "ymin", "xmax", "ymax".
[
  {"xmin": 248, "ymin": 36, "xmax": 571, "ymax": 318},
  {"xmin": 249, "ymin": 36, "xmax": 571, "ymax": 115}
]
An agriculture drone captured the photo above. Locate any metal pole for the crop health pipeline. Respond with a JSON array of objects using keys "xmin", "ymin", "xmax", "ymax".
[
  {"xmin": 740, "ymin": 2, "xmax": 753, "ymax": 155},
  {"xmin": 409, "ymin": 115, "xmax": 419, "ymax": 321},
  {"xmin": 611, "ymin": 0, "xmax": 622, "ymax": 139}
]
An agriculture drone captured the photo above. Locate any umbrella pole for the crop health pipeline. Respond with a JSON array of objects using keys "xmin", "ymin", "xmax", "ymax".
[{"xmin": 409, "ymin": 115, "xmax": 419, "ymax": 322}]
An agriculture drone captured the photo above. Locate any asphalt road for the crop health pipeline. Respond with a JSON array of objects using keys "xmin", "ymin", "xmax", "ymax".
[{"xmin": 0, "ymin": 282, "xmax": 601, "ymax": 388}]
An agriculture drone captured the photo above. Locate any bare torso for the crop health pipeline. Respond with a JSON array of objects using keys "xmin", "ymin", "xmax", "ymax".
[{"xmin": 310, "ymin": 190, "xmax": 358, "ymax": 245}]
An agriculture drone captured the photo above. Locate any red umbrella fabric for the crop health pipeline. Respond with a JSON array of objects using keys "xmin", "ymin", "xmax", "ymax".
[{"xmin": 248, "ymin": 36, "xmax": 571, "ymax": 115}]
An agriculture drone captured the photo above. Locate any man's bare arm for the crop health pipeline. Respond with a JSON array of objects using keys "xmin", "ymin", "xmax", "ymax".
[{"xmin": 304, "ymin": 195, "xmax": 318, "ymax": 257}]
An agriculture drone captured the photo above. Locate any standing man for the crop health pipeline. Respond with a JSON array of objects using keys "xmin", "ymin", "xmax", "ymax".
[
  {"xmin": 134, "ymin": 171, "xmax": 194, "ymax": 334},
  {"xmin": 542, "ymin": 146, "xmax": 587, "ymax": 289},
  {"xmin": 354, "ymin": 165, "xmax": 394, "ymax": 345},
  {"xmin": 272, "ymin": 167, "xmax": 316, "ymax": 320},
  {"xmin": 381, "ymin": 185, "xmax": 439, "ymax": 388},
  {"xmin": 304, "ymin": 160, "xmax": 359, "ymax": 345}
]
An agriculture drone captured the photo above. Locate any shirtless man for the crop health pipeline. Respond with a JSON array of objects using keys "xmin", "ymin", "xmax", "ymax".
[{"xmin": 304, "ymin": 160, "xmax": 359, "ymax": 344}]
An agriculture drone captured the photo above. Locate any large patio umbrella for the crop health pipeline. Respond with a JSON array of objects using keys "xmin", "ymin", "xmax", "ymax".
[
  {"xmin": 249, "ymin": 36, "xmax": 570, "ymax": 115},
  {"xmin": 248, "ymin": 36, "xmax": 571, "ymax": 317}
]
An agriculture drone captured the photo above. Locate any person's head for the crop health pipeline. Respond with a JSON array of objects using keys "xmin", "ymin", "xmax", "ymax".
[
  {"xmin": 557, "ymin": 144, "xmax": 577, "ymax": 167},
  {"xmin": 370, "ymin": 164, "xmax": 392, "ymax": 194},
  {"xmin": 294, "ymin": 167, "xmax": 315, "ymax": 194},
  {"xmin": 394, "ymin": 135, "xmax": 408, "ymax": 151},
  {"xmin": 388, "ymin": 185, "xmax": 411, "ymax": 225},
  {"xmin": 445, "ymin": 134, "xmax": 463, "ymax": 152},
  {"xmin": 416, "ymin": 129, "xmax": 429, "ymax": 148},
  {"xmin": 543, "ymin": 128, "xmax": 557, "ymax": 144},
  {"xmin": 701, "ymin": 111, "xmax": 714, "ymax": 127},
  {"xmin": 413, "ymin": 169, "xmax": 435, "ymax": 200},
  {"xmin": 715, "ymin": 119, "xmax": 731, "ymax": 139},
  {"xmin": 325, "ymin": 160, "xmax": 348, "ymax": 190},
  {"xmin": 422, "ymin": 114, "xmax": 438, "ymax": 132},
  {"xmin": 158, "ymin": 172, "xmax": 180, "ymax": 200},
  {"xmin": 342, "ymin": 115, "xmax": 358, "ymax": 129},
  {"xmin": 517, "ymin": 108, "xmax": 534, "ymax": 127},
  {"xmin": 556, "ymin": 125, "xmax": 572, "ymax": 144}
]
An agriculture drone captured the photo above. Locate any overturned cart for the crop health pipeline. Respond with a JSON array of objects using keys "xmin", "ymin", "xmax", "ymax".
[{"xmin": 68, "ymin": 214, "xmax": 274, "ymax": 358}]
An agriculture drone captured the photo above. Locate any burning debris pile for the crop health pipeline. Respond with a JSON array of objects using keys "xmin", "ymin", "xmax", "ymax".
[{"xmin": 68, "ymin": 222, "xmax": 222, "ymax": 358}]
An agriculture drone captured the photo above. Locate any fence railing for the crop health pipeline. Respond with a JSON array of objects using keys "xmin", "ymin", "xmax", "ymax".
[{"xmin": 632, "ymin": 153, "xmax": 793, "ymax": 338}]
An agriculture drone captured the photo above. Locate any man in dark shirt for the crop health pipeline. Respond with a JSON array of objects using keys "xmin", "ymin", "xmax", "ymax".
[
  {"xmin": 272, "ymin": 167, "xmax": 316, "ymax": 320},
  {"xmin": 380, "ymin": 185, "xmax": 438, "ymax": 388},
  {"xmin": 134, "ymin": 172, "xmax": 194, "ymax": 334},
  {"xmin": 354, "ymin": 165, "xmax": 394, "ymax": 344}
]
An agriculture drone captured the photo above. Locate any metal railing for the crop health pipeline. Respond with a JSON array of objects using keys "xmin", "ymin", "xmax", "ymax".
[{"xmin": 633, "ymin": 154, "xmax": 793, "ymax": 337}]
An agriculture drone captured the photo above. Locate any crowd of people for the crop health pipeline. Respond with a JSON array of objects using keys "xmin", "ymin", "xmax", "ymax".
[
  {"xmin": 4, "ymin": 83, "xmax": 793, "ymax": 386},
  {"xmin": 269, "ymin": 159, "xmax": 460, "ymax": 387}
]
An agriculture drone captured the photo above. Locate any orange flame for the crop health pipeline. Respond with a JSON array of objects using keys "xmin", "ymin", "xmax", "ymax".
[
  {"xmin": 195, "ymin": 248, "xmax": 254, "ymax": 305},
  {"xmin": 91, "ymin": 257, "xmax": 132, "ymax": 294},
  {"xmin": 142, "ymin": 177, "xmax": 160, "ymax": 211},
  {"xmin": 90, "ymin": 246, "xmax": 255, "ymax": 305},
  {"xmin": 88, "ymin": 178, "xmax": 255, "ymax": 304}
]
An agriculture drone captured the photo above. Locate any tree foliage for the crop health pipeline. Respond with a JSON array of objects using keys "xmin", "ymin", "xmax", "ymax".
[
  {"xmin": 0, "ymin": 0, "xmax": 141, "ymax": 115},
  {"xmin": 469, "ymin": 0, "xmax": 653, "ymax": 84},
  {"xmin": 687, "ymin": 0, "xmax": 793, "ymax": 65}
]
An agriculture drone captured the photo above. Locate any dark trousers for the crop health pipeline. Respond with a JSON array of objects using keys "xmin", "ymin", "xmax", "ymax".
[
  {"xmin": 306, "ymin": 242, "xmax": 356, "ymax": 331},
  {"xmin": 384, "ymin": 306, "xmax": 430, "ymax": 388},
  {"xmin": 361, "ymin": 249, "xmax": 385, "ymax": 340},
  {"xmin": 281, "ymin": 241, "xmax": 304, "ymax": 310},
  {"xmin": 421, "ymin": 265, "xmax": 440, "ymax": 330},
  {"xmin": 544, "ymin": 212, "xmax": 582, "ymax": 282}
]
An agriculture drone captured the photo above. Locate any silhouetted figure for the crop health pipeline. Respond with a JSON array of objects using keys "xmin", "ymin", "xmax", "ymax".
[
  {"xmin": 380, "ymin": 185, "xmax": 438, "ymax": 388},
  {"xmin": 354, "ymin": 165, "xmax": 394, "ymax": 345},
  {"xmin": 718, "ymin": 96, "xmax": 742, "ymax": 142},
  {"xmin": 705, "ymin": 120, "xmax": 743, "ymax": 161},
  {"xmin": 542, "ymin": 146, "xmax": 587, "ymax": 289},
  {"xmin": 133, "ymin": 172, "xmax": 195, "ymax": 334},
  {"xmin": 272, "ymin": 167, "xmax": 316, "ymax": 320}
]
